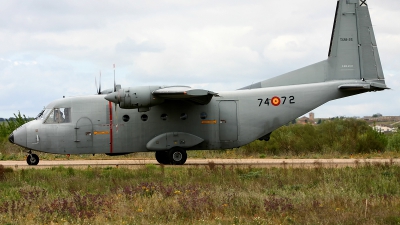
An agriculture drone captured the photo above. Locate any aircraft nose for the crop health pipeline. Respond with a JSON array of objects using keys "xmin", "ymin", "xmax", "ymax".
[
  {"xmin": 9, "ymin": 133, "xmax": 14, "ymax": 144},
  {"xmin": 12, "ymin": 124, "xmax": 27, "ymax": 147}
]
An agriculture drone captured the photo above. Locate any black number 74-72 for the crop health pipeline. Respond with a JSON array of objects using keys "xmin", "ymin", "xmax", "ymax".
[{"xmin": 257, "ymin": 96, "xmax": 295, "ymax": 107}]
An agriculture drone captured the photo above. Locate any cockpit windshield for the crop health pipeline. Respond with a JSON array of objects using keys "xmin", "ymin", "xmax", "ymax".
[
  {"xmin": 36, "ymin": 108, "xmax": 51, "ymax": 120},
  {"xmin": 44, "ymin": 108, "xmax": 71, "ymax": 124}
]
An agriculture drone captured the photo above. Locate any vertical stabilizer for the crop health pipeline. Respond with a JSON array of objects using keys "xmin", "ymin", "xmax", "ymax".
[
  {"xmin": 328, "ymin": 0, "xmax": 385, "ymax": 83},
  {"xmin": 239, "ymin": 0, "xmax": 387, "ymax": 90}
]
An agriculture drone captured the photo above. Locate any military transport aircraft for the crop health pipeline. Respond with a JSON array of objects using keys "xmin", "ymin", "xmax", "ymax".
[{"xmin": 9, "ymin": 0, "xmax": 388, "ymax": 165}]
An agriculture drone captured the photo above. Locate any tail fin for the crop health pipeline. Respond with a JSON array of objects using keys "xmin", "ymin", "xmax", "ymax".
[
  {"xmin": 240, "ymin": 0, "xmax": 387, "ymax": 90},
  {"xmin": 328, "ymin": 0, "xmax": 385, "ymax": 82}
]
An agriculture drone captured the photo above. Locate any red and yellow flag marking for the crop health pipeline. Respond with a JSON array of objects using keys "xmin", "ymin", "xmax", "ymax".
[{"xmin": 271, "ymin": 96, "xmax": 281, "ymax": 106}]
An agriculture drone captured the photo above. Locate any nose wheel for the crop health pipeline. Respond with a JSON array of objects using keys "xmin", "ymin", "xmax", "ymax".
[{"xmin": 27, "ymin": 151, "xmax": 39, "ymax": 165}]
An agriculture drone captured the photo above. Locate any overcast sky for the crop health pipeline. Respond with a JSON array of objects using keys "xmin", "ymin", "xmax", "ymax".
[{"xmin": 0, "ymin": 0, "xmax": 399, "ymax": 119}]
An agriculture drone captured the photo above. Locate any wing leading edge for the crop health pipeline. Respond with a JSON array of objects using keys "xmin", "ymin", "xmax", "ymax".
[
  {"xmin": 153, "ymin": 86, "xmax": 218, "ymax": 105},
  {"xmin": 104, "ymin": 85, "xmax": 218, "ymax": 110}
]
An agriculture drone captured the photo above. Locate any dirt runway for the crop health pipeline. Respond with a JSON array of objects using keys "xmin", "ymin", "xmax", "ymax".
[{"xmin": 1, "ymin": 158, "xmax": 398, "ymax": 169}]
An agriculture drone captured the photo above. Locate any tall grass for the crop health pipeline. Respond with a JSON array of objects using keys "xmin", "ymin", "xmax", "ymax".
[{"xmin": 0, "ymin": 164, "xmax": 399, "ymax": 224}]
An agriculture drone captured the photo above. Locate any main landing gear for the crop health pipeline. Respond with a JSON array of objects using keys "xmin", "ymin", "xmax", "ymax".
[
  {"xmin": 27, "ymin": 150, "xmax": 39, "ymax": 165},
  {"xmin": 155, "ymin": 147, "xmax": 187, "ymax": 165}
]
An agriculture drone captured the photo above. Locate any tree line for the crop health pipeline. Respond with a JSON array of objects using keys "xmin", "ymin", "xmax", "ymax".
[{"xmin": 0, "ymin": 112, "xmax": 30, "ymax": 142}]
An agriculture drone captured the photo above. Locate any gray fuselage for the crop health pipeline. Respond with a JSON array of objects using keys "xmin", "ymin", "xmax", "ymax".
[{"xmin": 13, "ymin": 80, "xmax": 359, "ymax": 155}]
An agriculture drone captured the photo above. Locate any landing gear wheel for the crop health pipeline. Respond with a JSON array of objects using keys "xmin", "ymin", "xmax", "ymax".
[
  {"xmin": 155, "ymin": 151, "xmax": 170, "ymax": 164},
  {"xmin": 27, "ymin": 154, "xmax": 39, "ymax": 165},
  {"xmin": 168, "ymin": 147, "xmax": 187, "ymax": 165}
]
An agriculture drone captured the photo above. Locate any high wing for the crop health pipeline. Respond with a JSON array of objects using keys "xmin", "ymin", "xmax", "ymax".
[
  {"xmin": 104, "ymin": 85, "xmax": 218, "ymax": 111},
  {"xmin": 152, "ymin": 86, "xmax": 218, "ymax": 105}
]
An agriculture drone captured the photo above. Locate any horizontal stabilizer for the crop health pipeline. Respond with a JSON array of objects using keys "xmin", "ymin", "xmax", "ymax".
[
  {"xmin": 338, "ymin": 81, "xmax": 389, "ymax": 91},
  {"xmin": 153, "ymin": 86, "xmax": 218, "ymax": 105}
]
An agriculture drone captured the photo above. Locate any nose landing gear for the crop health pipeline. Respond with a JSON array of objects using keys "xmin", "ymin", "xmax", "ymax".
[{"xmin": 27, "ymin": 150, "xmax": 39, "ymax": 165}]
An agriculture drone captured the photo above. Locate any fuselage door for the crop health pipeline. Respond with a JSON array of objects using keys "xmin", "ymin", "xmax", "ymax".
[
  {"xmin": 219, "ymin": 101, "xmax": 238, "ymax": 141},
  {"xmin": 75, "ymin": 117, "xmax": 93, "ymax": 148}
]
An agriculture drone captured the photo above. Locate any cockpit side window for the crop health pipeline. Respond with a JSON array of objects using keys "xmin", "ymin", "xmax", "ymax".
[
  {"xmin": 63, "ymin": 108, "xmax": 71, "ymax": 122},
  {"xmin": 44, "ymin": 108, "xmax": 71, "ymax": 124}
]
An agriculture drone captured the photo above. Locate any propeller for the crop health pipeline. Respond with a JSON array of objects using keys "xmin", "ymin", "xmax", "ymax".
[
  {"xmin": 113, "ymin": 64, "xmax": 119, "ymax": 112},
  {"xmin": 104, "ymin": 64, "xmax": 123, "ymax": 111}
]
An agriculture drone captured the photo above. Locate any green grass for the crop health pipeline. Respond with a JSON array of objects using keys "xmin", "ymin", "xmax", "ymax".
[
  {"xmin": 2, "ymin": 139, "xmax": 400, "ymax": 162},
  {"xmin": 3, "ymin": 149, "xmax": 400, "ymax": 162},
  {"xmin": 0, "ymin": 163, "xmax": 400, "ymax": 224}
]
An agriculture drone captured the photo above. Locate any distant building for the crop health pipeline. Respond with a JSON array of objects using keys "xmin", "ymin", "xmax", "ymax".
[
  {"xmin": 309, "ymin": 112, "xmax": 315, "ymax": 121},
  {"xmin": 297, "ymin": 112, "xmax": 315, "ymax": 125},
  {"xmin": 297, "ymin": 113, "xmax": 400, "ymax": 127},
  {"xmin": 363, "ymin": 116, "xmax": 400, "ymax": 122},
  {"xmin": 373, "ymin": 125, "xmax": 397, "ymax": 133}
]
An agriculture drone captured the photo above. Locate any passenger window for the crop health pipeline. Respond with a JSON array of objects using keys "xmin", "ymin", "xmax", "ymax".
[
  {"xmin": 44, "ymin": 108, "xmax": 71, "ymax": 124},
  {"xmin": 141, "ymin": 114, "xmax": 148, "ymax": 121},
  {"xmin": 200, "ymin": 112, "xmax": 207, "ymax": 120},
  {"xmin": 122, "ymin": 115, "xmax": 130, "ymax": 122}
]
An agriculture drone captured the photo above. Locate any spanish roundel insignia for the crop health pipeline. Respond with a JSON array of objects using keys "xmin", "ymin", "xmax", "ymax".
[{"xmin": 271, "ymin": 96, "xmax": 281, "ymax": 106}]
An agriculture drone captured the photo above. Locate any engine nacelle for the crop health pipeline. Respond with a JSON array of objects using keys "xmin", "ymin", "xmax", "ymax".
[{"xmin": 105, "ymin": 86, "xmax": 164, "ymax": 111}]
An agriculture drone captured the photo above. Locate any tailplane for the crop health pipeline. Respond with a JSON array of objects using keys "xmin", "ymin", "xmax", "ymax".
[{"xmin": 240, "ymin": 0, "xmax": 388, "ymax": 90}]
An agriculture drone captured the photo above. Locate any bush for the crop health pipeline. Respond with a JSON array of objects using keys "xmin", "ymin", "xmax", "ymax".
[
  {"xmin": 241, "ymin": 118, "xmax": 388, "ymax": 156},
  {"xmin": 260, "ymin": 124, "xmax": 321, "ymax": 155},
  {"xmin": 0, "ymin": 112, "xmax": 29, "ymax": 143},
  {"xmin": 388, "ymin": 133, "xmax": 400, "ymax": 152},
  {"xmin": 356, "ymin": 128, "xmax": 388, "ymax": 153}
]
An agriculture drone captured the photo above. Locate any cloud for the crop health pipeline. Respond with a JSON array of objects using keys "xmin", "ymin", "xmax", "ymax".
[
  {"xmin": 0, "ymin": 0, "xmax": 399, "ymax": 118},
  {"xmin": 115, "ymin": 38, "xmax": 165, "ymax": 54}
]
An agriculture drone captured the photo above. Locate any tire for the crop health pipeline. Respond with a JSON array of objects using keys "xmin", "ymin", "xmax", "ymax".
[
  {"xmin": 168, "ymin": 148, "xmax": 187, "ymax": 165},
  {"xmin": 27, "ymin": 154, "xmax": 39, "ymax": 165},
  {"xmin": 155, "ymin": 151, "xmax": 170, "ymax": 164}
]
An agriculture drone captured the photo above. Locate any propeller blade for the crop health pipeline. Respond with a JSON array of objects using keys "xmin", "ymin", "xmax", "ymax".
[
  {"xmin": 115, "ymin": 89, "xmax": 120, "ymax": 112},
  {"xmin": 95, "ymin": 71, "xmax": 102, "ymax": 95},
  {"xmin": 99, "ymin": 71, "xmax": 102, "ymax": 94},
  {"xmin": 113, "ymin": 64, "xmax": 116, "ymax": 92},
  {"xmin": 95, "ymin": 76, "xmax": 98, "ymax": 94}
]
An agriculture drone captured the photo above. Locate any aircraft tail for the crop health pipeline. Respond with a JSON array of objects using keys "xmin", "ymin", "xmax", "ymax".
[{"xmin": 240, "ymin": 0, "xmax": 388, "ymax": 90}]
